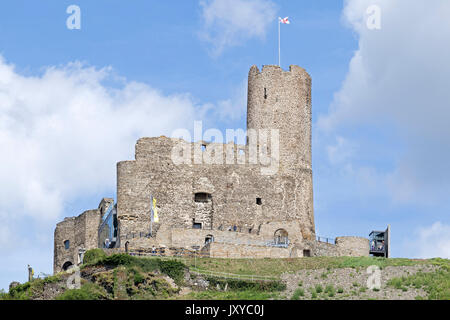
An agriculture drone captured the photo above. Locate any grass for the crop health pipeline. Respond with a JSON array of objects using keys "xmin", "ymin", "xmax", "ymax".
[
  {"xmin": 315, "ymin": 284, "xmax": 323, "ymax": 293},
  {"xmin": 185, "ymin": 290, "xmax": 279, "ymax": 300},
  {"xmin": 387, "ymin": 262, "xmax": 450, "ymax": 300},
  {"xmin": 4, "ymin": 274, "xmax": 63, "ymax": 300},
  {"xmin": 205, "ymin": 277, "xmax": 286, "ymax": 292},
  {"xmin": 291, "ymin": 288, "xmax": 305, "ymax": 300},
  {"xmin": 325, "ymin": 284, "xmax": 335, "ymax": 297},
  {"xmin": 179, "ymin": 256, "xmax": 437, "ymax": 278},
  {"xmin": 83, "ymin": 252, "xmax": 187, "ymax": 285},
  {"xmin": 56, "ymin": 282, "xmax": 107, "ymax": 300},
  {"xmin": 184, "ymin": 276, "xmax": 285, "ymax": 301}
]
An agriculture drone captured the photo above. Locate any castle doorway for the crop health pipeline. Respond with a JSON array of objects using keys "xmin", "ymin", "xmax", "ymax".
[
  {"xmin": 205, "ymin": 234, "xmax": 214, "ymax": 245},
  {"xmin": 194, "ymin": 192, "xmax": 213, "ymax": 229},
  {"xmin": 274, "ymin": 229, "xmax": 289, "ymax": 245},
  {"xmin": 62, "ymin": 261, "xmax": 73, "ymax": 271}
]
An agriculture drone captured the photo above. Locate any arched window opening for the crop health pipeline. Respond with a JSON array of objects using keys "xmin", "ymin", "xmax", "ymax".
[
  {"xmin": 64, "ymin": 240, "xmax": 70, "ymax": 250},
  {"xmin": 274, "ymin": 229, "xmax": 289, "ymax": 245}
]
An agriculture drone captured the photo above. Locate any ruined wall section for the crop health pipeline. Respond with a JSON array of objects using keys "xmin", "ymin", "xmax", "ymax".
[
  {"xmin": 53, "ymin": 209, "xmax": 101, "ymax": 273},
  {"xmin": 117, "ymin": 136, "xmax": 315, "ymax": 244},
  {"xmin": 116, "ymin": 65, "xmax": 315, "ymax": 248},
  {"xmin": 54, "ymin": 217, "xmax": 76, "ymax": 273}
]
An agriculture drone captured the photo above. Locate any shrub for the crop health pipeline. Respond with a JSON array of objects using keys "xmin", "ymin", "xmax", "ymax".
[
  {"xmin": 315, "ymin": 284, "xmax": 323, "ymax": 293},
  {"xmin": 206, "ymin": 277, "xmax": 286, "ymax": 292},
  {"xmin": 8, "ymin": 282, "xmax": 32, "ymax": 300},
  {"xmin": 83, "ymin": 249, "xmax": 107, "ymax": 265},
  {"xmin": 130, "ymin": 258, "xmax": 159, "ymax": 273},
  {"xmin": 291, "ymin": 288, "xmax": 305, "ymax": 300},
  {"xmin": 99, "ymin": 254, "xmax": 134, "ymax": 267},
  {"xmin": 56, "ymin": 283, "xmax": 106, "ymax": 300},
  {"xmin": 158, "ymin": 260, "xmax": 186, "ymax": 285},
  {"xmin": 325, "ymin": 284, "xmax": 334, "ymax": 293},
  {"xmin": 133, "ymin": 272, "xmax": 145, "ymax": 285},
  {"xmin": 325, "ymin": 284, "xmax": 335, "ymax": 297}
]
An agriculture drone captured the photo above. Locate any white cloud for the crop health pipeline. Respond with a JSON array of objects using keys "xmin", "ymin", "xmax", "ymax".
[
  {"xmin": 0, "ymin": 55, "xmax": 249, "ymax": 289},
  {"xmin": 199, "ymin": 0, "xmax": 277, "ymax": 55},
  {"xmin": 318, "ymin": 0, "xmax": 450, "ymax": 204},
  {"xmin": 326, "ymin": 136, "xmax": 355, "ymax": 166},
  {"xmin": 412, "ymin": 222, "xmax": 450, "ymax": 259},
  {"xmin": 0, "ymin": 56, "xmax": 207, "ymax": 228}
]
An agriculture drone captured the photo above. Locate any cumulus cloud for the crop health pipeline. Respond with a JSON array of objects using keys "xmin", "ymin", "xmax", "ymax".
[
  {"xmin": 199, "ymin": 0, "xmax": 277, "ymax": 55},
  {"xmin": 318, "ymin": 0, "xmax": 450, "ymax": 204},
  {"xmin": 326, "ymin": 136, "xmax": 355, "ymax": 166},
  {"xmin": 0, "ymin": 56, "xmax": 208, "ymax": 229},
  {"xmin": 411, "ymin": 222, "xmax": 450, "ymax": 259}
]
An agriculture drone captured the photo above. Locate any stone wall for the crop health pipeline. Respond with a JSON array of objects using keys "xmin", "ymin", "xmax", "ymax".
[
  {"xmin": 116, "ymin": 138, "xmax": 315, "ymax": 245},
  {"xmin": 53, "ymin": 201, "xmax": 104, "ymax": 273},
  {"xmin": 54, "ymin": 217, "xmax": 76, "ymax": 273},
  {"xmin": 247, "ymin": 65, "xmax": 312, "ymax": 174},
  {"xmin": 207, "ymin": 242, "xmax": 291, "ymax": 259},
  {"xmin": 335, "ymin": 237, "xmax": 370, "ymax": 257},
  {"xmin": 54, "ymin": 64, "xmax": 372, "ymax": 264},
  {"xmin": 115, "ymin": 65, "xmax": 315, "ymax": 250}
]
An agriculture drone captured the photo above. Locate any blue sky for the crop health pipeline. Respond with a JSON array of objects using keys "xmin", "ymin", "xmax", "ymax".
[{"xmin": 1, "ymin": 0, "xmax": 449, "ymax": 291}]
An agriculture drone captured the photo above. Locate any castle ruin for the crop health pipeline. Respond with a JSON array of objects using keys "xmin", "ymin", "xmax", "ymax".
[{"xmin": 54, "ymin": 65, "xmax": 369, "ymax": 274}]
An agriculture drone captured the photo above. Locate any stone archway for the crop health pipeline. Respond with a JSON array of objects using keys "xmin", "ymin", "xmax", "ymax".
[
  {"xmin": 205, "ymin": 234, "xmax": 214, "ymax": 245},
  {"xmin": 62, "ymin": 261, "xmax": 73, "ymax": 271},
  {"xmin": 274, "ymin": 229, "xmax": 289, "ymax": 245}
]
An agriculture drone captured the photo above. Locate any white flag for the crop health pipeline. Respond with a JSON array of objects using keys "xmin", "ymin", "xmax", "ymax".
[{"xmin": 279, "ymin": 17, "xmax": 290, "ymax": 24}]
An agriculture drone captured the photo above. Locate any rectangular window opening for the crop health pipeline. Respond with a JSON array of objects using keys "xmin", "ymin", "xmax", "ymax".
[{"xmin": 193, "ymin": 222, "xmax": 202, "ymax": 229}]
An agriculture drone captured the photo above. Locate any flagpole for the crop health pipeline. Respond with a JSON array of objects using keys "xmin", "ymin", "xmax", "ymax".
[
  {"xmin": 150, "ymin": 195, "xmax": 153, "ymax": 237},
  {"xmin": 278, "ymin": 18, "xmax": 281, "ymax": 67}
]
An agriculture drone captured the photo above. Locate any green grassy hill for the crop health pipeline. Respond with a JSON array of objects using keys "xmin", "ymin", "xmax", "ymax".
[{"xmin": 1, "ymin": 250, "xmax": 448, "ymax": 300}]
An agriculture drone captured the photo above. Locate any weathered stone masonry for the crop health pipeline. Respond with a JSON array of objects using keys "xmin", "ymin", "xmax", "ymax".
[{"xmin": 54, "ymin": 65, "xmax": 369, "ymax": 273}]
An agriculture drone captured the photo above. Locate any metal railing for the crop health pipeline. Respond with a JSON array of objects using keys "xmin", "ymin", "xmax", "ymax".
[
  {"xmin": 316, "ymin": 236, "xmax": 336, "ymax": 244},
  {"xmin": 121, "ymin": 232, "xmax": 152, "ymax": 239}
]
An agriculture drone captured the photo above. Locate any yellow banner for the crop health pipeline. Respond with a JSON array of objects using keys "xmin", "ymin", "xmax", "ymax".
[{"xmin": 152, "ymin": 197, "xmax": 159, "ymax": 222}]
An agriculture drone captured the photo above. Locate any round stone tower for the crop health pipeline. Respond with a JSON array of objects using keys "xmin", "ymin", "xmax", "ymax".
[
  {"xmin": 246, "ymin": 64, "xmax": 315, "ymax": 240},
  {"xmin": 247, "ymin": 65, "xmax": 312, "ymax": 174}
]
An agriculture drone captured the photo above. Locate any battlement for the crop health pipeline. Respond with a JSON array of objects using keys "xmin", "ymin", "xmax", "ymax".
[
  {"xmin": 134, "ymin": 136, "xmax": 251, "ymax": 164},
  {"xmin": 249, "ymin": 64, "xmax": 311, "ymax": 79}
]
